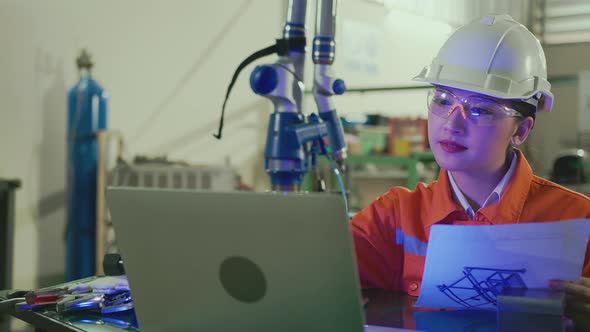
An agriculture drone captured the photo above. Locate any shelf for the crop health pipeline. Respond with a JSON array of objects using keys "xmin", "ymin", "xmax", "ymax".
[
  {"xmin": 351, "ymin": 170, "xmax": 409, "ymax": 179},
  {"xmin": 305, "ymin": 151, "xmax": 439, "ymax": 191},
  {"xmin": 345, "ymin": 151, "xmax": 436, "ymax": 166}
]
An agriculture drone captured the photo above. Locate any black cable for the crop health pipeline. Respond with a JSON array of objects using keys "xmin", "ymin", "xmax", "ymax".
[
  {"xmin": 213, "ymin": 44, "xmax": 276, "ymax": 139},
  {"xmin": 213, "ymin": 37, "xmax": 305, "ymax": 139}
]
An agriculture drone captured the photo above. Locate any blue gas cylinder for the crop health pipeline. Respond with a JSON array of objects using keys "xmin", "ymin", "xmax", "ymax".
[{"xmin": 65, "ymin": 49, "xmax": 108, "ymax": 281}]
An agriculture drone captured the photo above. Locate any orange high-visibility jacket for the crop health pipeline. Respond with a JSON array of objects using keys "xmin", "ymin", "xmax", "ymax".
[{"xmin": 350, "ymin": 150, "xmax": 590, "ymax": 296}]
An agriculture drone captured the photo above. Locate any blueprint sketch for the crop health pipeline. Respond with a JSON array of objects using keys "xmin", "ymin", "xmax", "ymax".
[
  {"xmin": 415, "ymin": 218, "xmax": 590, "ymax": 310},
  {"xmin": 437, "ymin": 266, "xmax": 527, "ymax": 308}
]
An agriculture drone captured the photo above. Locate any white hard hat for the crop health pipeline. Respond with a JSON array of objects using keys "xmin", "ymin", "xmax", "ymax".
[{"xmin": 414, "ymin": 14, "xmax": 553, "ymax": 112}]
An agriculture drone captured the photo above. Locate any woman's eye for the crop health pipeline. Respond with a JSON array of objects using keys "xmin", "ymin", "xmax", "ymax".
[
  {"xmin": 433, "ymin": 97, "xmax": 452, "ymax": 106},
  {"xmin": 469, "ymin": 107, "xmax": 494, "ymax": 117}
]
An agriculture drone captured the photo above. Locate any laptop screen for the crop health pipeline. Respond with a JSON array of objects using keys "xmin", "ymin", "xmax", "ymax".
[{"xmin": 107, "ymin": 188, "xmax": 365, "ymax": 332}]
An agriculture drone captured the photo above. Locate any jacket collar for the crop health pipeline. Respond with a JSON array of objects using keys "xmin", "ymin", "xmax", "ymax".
[
  {"xmin": 478, "ymin": 149, "xmax": 533, "ymax": 224},
  {"xmin": 425, "ymin": 149, "xmax": 533, "ymax": 227},
  {"xmin": 425, "ymin": 168, "xmax": 463, "ymax": 227}
]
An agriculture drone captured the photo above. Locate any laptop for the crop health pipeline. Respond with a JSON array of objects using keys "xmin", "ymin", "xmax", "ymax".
[{"xmin": 107, "ymin": 187, "xmax": 407, "ymax": 332}]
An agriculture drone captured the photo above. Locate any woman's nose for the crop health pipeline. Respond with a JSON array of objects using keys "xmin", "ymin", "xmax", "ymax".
[
  {"xmin": 446, "ymin": 103, "xmax": 467, "ymax": 119},
  {"xmin": 444, "ymin": 104, "xmax": 467, "ymax": 133}
]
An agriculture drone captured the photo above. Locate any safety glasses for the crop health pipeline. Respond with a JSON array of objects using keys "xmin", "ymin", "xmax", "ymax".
[{"xmin": 427, "ymin": 88, "xmax": 523, "ymax": 126}]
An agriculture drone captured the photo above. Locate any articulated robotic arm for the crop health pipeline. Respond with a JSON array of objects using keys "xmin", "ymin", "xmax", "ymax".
[
  {"xmin": 217, "ymin": 0, "xmax": 347, "ymax": 193},
  {"xmin": 250, "ymin": 0, "xmax": 347, "ymax": 192}
]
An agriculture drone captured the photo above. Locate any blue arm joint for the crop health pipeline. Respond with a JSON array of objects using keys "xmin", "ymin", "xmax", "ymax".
[
  {"xmin": 319, "ymin": 110, "xmax": 346, "ymax": 156},
  {"xmin": 264, "ymin": 112, "xmax": 331, "ymax": 188}
]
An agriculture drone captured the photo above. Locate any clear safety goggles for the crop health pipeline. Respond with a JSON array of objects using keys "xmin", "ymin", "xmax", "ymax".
[{"xmin": 427, "ymin": 88, "xmax": 523, "ymax": 126}]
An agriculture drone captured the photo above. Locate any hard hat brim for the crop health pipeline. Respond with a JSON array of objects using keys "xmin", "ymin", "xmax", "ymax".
[{"xmin": 413, "ymin": 71, "xmax": 554, "ymax": 113}]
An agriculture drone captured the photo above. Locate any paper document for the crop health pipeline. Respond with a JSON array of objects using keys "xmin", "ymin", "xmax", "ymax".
[{"xmin": 415, "ymin": 218, "xmax": 590, "ymax": 310}]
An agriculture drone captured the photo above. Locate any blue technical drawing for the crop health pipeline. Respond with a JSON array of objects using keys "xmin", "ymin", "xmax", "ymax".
[{"xmin": 437, "ymin": 267, "xmax": 527, "ymax": 308}]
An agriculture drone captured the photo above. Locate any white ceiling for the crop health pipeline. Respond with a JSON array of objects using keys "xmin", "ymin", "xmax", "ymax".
[
  {"xmin": 373, "ymin": 0, "xmax": 590, "ymax": 44},
  {"xmin": 381, "ymin": 0, "xmax": 531, "ymax": 28},
  {"xmin": 544, "ymin": 0, "xmax": 590, "ymax": 44}
]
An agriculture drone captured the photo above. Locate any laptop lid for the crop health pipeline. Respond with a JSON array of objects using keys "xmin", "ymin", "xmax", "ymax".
[{"xmin": 107, "ymin": 187, "xmax": 365, "ymax": 332}]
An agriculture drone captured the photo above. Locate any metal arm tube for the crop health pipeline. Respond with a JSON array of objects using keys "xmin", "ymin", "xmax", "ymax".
[
  {"xmin": 313, "ymin": 0, "xmax": 336, "ymax": 65},
  {"xmin": 315, "ymin": 0, "xmax": 336, "ymax": 38},
  {"xmin": 312, "ymin": 0, "xmax": 346, "ymax": 161},
  {"xmin": 286, "ymin": 0, "xmax": 307, "ymax": 27},
  {"xmin": 282, "ymin": 0, "xmax": 307, "ymax": 110}
]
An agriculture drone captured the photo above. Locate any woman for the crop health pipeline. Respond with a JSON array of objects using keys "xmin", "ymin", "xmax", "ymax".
[{"xmin": 350, "ymin": 14, "xmax": 590, "ymax": 322}]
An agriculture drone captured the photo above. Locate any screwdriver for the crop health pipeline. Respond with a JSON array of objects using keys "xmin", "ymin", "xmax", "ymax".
[{"xmin": 25, "ymin": 288, "xmax": 71, "ymax": 305}]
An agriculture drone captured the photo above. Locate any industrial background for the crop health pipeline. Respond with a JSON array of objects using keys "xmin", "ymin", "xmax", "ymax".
[{"xmin": 1, "ymin": 1, "xmax": 590, "ymax": 330}]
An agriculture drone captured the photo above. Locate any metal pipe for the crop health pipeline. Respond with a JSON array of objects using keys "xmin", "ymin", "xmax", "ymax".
[
  {"xmin": 286, "ymin": 0, "xmax": 307, "ymax": 27},
  {"xmin": 315, "ymin": 0, "xmax": 336, "ymax": 38},
  {"xmin": 283, "ymin": 0, "xmax": 307, "ymax": 108}
]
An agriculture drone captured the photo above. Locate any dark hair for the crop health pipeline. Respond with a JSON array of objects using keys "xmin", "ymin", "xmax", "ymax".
[
  {"xmin": 512, "ymin": 101, "xmax": 536, "ymax": 122},
  {"xmin": 506, "ymin": 101, "xmax": 536, "ymax": 155}
]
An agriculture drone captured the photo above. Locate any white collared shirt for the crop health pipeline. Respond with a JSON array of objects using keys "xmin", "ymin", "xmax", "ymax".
[{"xmin": 447, "ymin": 151, "xmax": 518, "ymax": 219}]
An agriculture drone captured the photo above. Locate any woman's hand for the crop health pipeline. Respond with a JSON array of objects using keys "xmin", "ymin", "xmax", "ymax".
[{"xmin": 550, "ymin": 277, "xmax": 590, "ymax": 330}]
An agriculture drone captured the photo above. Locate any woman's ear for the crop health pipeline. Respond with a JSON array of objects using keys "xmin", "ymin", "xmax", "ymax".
[{"xmin": 512, "ymin": 117, "xmax": 534, "ymax": 146}]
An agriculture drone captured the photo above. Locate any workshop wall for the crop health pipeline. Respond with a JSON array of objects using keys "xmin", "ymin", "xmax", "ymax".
[
  {"xmin": 528, "ymin": 43, "xmax": 590, "ymax": 175},
  {"xmin": 0, "ymin": 0, "xmax": 281, "ymax": 290}
]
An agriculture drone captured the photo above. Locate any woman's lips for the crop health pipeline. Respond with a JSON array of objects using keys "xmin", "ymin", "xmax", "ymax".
[{"xmin": 439, "ymin": 140, "xmax": 468, "ymax": 153}]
